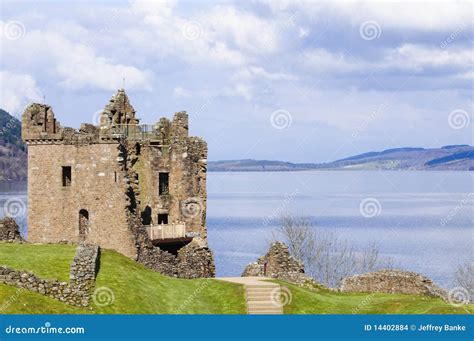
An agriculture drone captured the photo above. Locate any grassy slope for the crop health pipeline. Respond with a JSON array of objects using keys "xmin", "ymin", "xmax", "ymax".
[
  {"xmin": 1, "ymin": 244, "xmax": 472, "ymax": 314},
  {"xmin": 0, "ymin": 243, "xmax": 246, "ymax": 314},
  {"xmin": 272, "ymin": 281, "xmax": 473, "ymax": 314}
]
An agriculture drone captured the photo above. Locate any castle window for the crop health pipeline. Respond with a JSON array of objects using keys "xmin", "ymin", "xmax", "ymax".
[
  {"xmin": 158, "ymin": 213, "xmax": 168, "ymax": 225},
  {"xmin": 62, "ymin": 166, "xmax": 71, "ymax": 187},
  {"xmin": 78, "ymin": 209, "xmax": 89, "ymax": 241},
  {"xmin": 114, "ymin": 171, "xmax": 117, "ymax": 182},
  {"xmin": 159, "ymin": 172, "xmax": 169, "ymax": 195}
]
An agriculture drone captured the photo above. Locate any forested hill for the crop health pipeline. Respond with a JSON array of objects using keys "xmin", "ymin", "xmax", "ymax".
[
  {"xmin": 209, "ymin": 146, "xmax": 474, "ymax": 171},
  {"xmin": 0, "ymin": 109, "xmax": 27, "ymax": 181}
]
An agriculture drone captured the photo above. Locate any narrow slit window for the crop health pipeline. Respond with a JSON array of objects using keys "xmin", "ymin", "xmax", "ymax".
[
  {"xmin": 159, "ymin": 172, "xmax": 169, "ymax": 195},
  {"xmin": 62, "ymin": 166, "xmax": 71, "ymax": 187},
  {"xmin": 114, "ymin": 171, "xmax": 117, "ymax": 182},
  {"xmin": 158, "ymin": 213, "xmax": 168, "ymax": 225}
]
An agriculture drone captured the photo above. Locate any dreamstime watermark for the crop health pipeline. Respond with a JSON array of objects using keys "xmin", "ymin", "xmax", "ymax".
[
  {"xmin": 0, "ymin": 288, "xmax": 24, "ymax": 313},
  {"xmin": 359, "ymin": 198, "xmax": 382, "ymax": 218},
  {"xmin": 181, "ymin": 20, "xmax": 203, "ymax": 41},
  {"xmin": 181, "ymin": 198, "xmax": 203, "ymax": 218},
  {"xmin": 440, "ymin": 23, "xmax": 466, "ymax": 49},
  {"xmin": 439, "ymin": 192, "xmax": 473, "ymax": 227},
  {"xmin": 92, "ymin": 287, "xmax": 115, "ymax": 307},
  {"xmin": 2, "ymin": 20, "xmax": 26, "ymax": 40},
  {"xmin": 92, "ymin": 109, "xmax": 104, "ymax": 126},
  {"xmin": 0, "ymin": 115, "xmax": 20, "ymax": 137},
  {"xmin": 3, "ymin": 197, "xmax": 26, "ymax": 219},
  {"xmin": 270, "ymin": 109, "xmax": 292, "ymax": 130},
  {"xmin": 448, "ymin": 109, "xmax": 470, "ymax": 130},
  {"xmin": 174, "ymin": 279, "xmax": 211, "ymax": 313},
  {"xmin": 259, "ymin": 12, "xmax": 297, "ymax": 52},
  {"xmin": 5, "ymin": 322, "xmax": 84, "ymax": 335},
  {"xmin": 359, "ymin": 20, "xmax": 381, "ymax": 41},
  {"xmin": 88, "ymin": 8, "xmax": 121, "ymax": 46},
  {"xmin": 262, "ymin": 188, "xmax": 299, "ymax": 227},
  {"xmin": 352, "ymin": 102, "xmax": 387, "ymax": 139},
  {"xmin": 447, "ymin": 287, "xmax": 470, "ymax": 307},
  {"xmin": 351, "ymin": 282, "xmax": 386, "ymax": 314},
  {"xmin": 271, "ymin": 286, "xmax": 292, "ymax": 308}
]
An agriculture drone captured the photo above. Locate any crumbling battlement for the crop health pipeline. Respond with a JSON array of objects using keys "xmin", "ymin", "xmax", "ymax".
[{"xmin": 22, "ymin": 89, "xmax": 214, "ymax": 278}]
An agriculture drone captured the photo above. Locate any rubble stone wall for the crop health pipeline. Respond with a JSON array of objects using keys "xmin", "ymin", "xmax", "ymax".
[
  {"xmin": 340, "ymin": 270, "xmax": 446, "ymax": 298},
  {"xmin": 0, "ymin": 244, "xmax": 99, "ymax": 307},
  {"xmin": 242, "ymin": 241, "xmax": 320, "ymax": 289},
  {"xmin": 0, "ymin": 217, "xmax": 24, "ymax": 242}
]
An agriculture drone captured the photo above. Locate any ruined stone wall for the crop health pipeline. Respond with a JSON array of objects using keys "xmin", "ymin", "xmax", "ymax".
[
  {"xmin": 242, "ymin": 241, "xmax": 320, "ymax": 289},
  {"xmin": 0, "ymin": 217, "xmax": 24, "ymax": 242},
  {"xmin": 0, "ymin": 244, "xmax": 99, "ymax": 307},
  {"xmin": 27, "ymin": 142, "xmax": 136, "ymax": 258},
  {"xmin": 135, "ymin": 112, "xmax": 208, "ymax": 240},
  {"xmin": 123, "ymin": 141, "xmax": 215, "ymax": 279},
  {"xmin": 340, "ymin": 270, "xmax": 446, "ymax": 299}
]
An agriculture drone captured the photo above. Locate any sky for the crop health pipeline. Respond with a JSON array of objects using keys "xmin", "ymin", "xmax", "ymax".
[{"xmin": 0, "ymin": 0, "xmax": 472, "ymax": 162}]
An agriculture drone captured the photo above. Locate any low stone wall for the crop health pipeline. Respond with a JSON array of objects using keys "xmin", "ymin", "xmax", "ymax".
[
  {"xmin": 0, "ymin": 217, "xmax": 24, "ymax": 242},
  {"xmin": 0, "ymin": 243, "xmax": 99, "ymax": 307},
  {"xmin": 242, "ymin": 241, "xmax": 321, "ymax": 289},
  {"xmin": 340, "ymin": 270, "xmax": 446, "ymax": 299}
]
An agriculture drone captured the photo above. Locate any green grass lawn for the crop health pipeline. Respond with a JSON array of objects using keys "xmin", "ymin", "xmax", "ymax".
[
  {"xmin": 271, "ymin": 280, "xmax": 473, "ymax": 314},
  {"xmin": 0, "ymin": 243, "xmax": 472, "ymax": 314},
  {"xmin": 0, "ymin": 243, "xmax": 246, "ymax": 314}
]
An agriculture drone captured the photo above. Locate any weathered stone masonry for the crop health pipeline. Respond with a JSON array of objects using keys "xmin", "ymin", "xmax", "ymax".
[
  {"xmin": 340, "ymin": 270, "xmax": 447, "ymax": 299},
  {"xmin": 242, "ymin": 241, "xmax": 321, "ymax": 289},
  {"xmin": 22, "ymin": 89, "xmax": 215, "ymax": 278},
  {"xmin": 0, "ymin": 243, "xmax": 99, "ymax": 307},
  {"xmin": 0, "ymin": 217, "xmax": 24, "ymax": 242}
]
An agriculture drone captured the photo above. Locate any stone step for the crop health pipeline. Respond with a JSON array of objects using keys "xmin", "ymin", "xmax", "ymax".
[
  {"xmin": 247, "ymin": 295, "xmax": 273, "ymax": 301},
  {"xmin": 248, "ymin": 311, "xmax": 282, "ymax": 315},
  {"xmin": 245, "ymin": 284, "xmax": 278, "ymax": 289},
  {"xmin": 245, "ymin": 287, "xmax": 277, "ymax": 293},
  {"xmin": 248, "ymin": 307, "xmax": 283, "ymax": 313},
  {"xmin": 248, "ymin": 301, "xmax": 279, "ymax": 308},
  {"xmin": 248, "ymin": 307, "xmax": 282, "ymax": 312}
]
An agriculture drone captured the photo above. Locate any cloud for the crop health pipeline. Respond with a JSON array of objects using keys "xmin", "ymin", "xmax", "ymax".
[
  {"xmin": 265, "ymin": 0, "xmax": 472, "ymax": 31},
  {"xmin": 383, "ymin": 44, "xmax": 472, "ymax": 72},
  {"xmin": 0, "ymin": 23, "xmax": 151, "ymax": 91},
  {"xmin": 0, "ymin": 1, "xmax": 471, "ymax": 161},
  {"xmin": 0, "ymin": 71, "xmax": 42, "ymax": 115},
  {"xmin": 299, "ymin": 44, "xmax": 472, "ymax": 81}
]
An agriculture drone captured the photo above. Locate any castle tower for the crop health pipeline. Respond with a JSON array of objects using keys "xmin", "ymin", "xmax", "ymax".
[{"xmin": 22, "ymin": 90, "xmax": 214, "ymax": 278}]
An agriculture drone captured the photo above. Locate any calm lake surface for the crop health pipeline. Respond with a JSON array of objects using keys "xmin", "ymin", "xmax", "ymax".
[{"xmin": 1, "ymin": 171, "xmax": 472, "ymax": 288}]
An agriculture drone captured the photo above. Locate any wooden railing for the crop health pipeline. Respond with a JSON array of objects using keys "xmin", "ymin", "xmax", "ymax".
[{"xmin": 145, "ymin": 223, "xmax": 186, "ymax": 241}]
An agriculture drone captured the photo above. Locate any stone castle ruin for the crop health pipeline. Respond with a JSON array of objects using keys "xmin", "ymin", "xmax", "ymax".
[{"xmin": 21, "ymin": 89, "xmax": 214, "ymax": 278}]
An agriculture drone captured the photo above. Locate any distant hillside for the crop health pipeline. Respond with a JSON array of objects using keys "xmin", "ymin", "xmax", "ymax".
[
  {"xmin": 209, "ymin": 145, "xmax": 474, "ymax": 171},
  {"xmin": 0, "ymin": 109, "xmax": 27, "ymax": 181},
  {"xmin": 0, "ymin": 108, "xmax": 472, "ymax": 179}
]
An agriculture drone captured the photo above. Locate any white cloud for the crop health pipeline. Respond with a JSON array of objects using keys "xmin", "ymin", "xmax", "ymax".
[
  {"xmin": 265, "ymin": 0, "xmax": 472, "ymax": 31},
  {"xmin": 383, "ymin": 44, "xmax": 472, "ymax": 71},
  {"xmin": 173, "ymin": 86, "xmax": 193, "ymax": 98},
  {"xmin": 300, "ymin": 44, "xmax": 472, "ymax": 78},
  {"xmin": 0, "ymin": 71, "xmax": 42, "ymax": 115},
  {"xmin": 1, "ymin": 24, "xmax": 151, "ymax": 91},
  {"xmin": 300, "ymin": 49, "xmax": 365, "ymax": 74}
]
